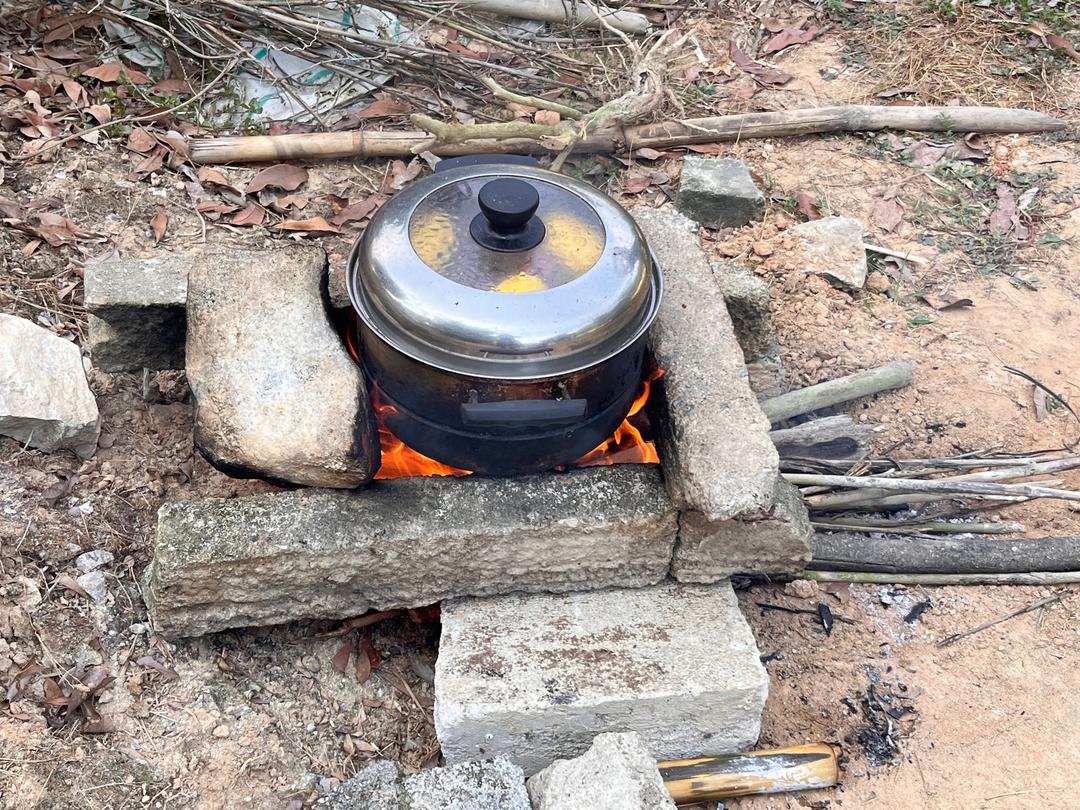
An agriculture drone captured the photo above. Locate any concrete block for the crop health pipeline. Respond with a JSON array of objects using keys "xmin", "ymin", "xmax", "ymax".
[
  {"xmin": 672, "ymin": 479, "xmax": 813, "ymax": 582},
  {"xmin": 711, "ymin": 260, "xmax": 777, "ymax": 362},
  {"xmin": 317, "ymin": 760, "xmax": 402, "ymax": 810},
  {"xmin": 405, "ymin": 757, "xmax": 529, "ymax": 810},
  {"xmin": 635, "ymin": 207, "xmax": 810, "ymax": 577},
  {"xmin": 146, "ymin": 466, "xmax": 677, "ymax": 637},
  {"xmin": 435, "ymin": 580, "xmax": 768, "ymax": 775},
  {"xmin": 790, "ymin": 216, "xmax": 867, "ymax": 290},
  {"xmin": 527, "ymin": 732, "xmax": 676, "ymax": 810},
  {"xmin": 84, "ymin": 254, "xmax": 188, "ymax": 371},
  {"xmin": 676, "ymin": 157, "xmax": 764, "ymax": 229}
]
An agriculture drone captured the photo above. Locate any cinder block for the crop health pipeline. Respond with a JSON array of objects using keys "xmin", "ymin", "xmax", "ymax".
[
  {"xmin": 434, "ymin": 580, "xmax": 768, "ymax": 775},
  {"xmin": 84, "ymin": 254, "xmax": 189, "ymax": 371},
  {"xmin": 676, "ymin": 157, "xmax": 764, "ymax": 229}
]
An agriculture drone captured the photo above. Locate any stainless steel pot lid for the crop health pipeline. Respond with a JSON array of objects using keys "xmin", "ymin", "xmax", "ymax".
[{"xmin": 348, "ymin": 163, "xmax": 661, "ymax": 380}]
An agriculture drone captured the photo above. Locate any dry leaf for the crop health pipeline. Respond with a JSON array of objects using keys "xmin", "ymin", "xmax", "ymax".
[
  {"xmin": 355, "ymin": 95, "xmax": 410, "ymax": 119},
  {"xmin": 355, "ymin": 648, "xmax": 372, "ymax": 684},
  {"xmin": 534, "ymin": 109, "xmax": 561, "ymax": 126},
  {"xmin": 84, "ymin": 62, "xmax": 151, "ymax": 85},
  {"xmin": 989, "ymin": 183, "xmax": 1019, "ymax": 236},
  {"xmin": 389, "ymin": 158, "xmax": 422, "ymax": 191},
  {"xmin": 330, "ymin": 195, "xmax": 383, "ymax": 226},
  {"xmin": 135, "ymin": 655, "xmax": 178, "ymax": 682},
  {"xmin": 729, "ymin": 43, "xmax": 791, "ymax": 86},
  {"xmin": 57, "ymin": 573, "xmax": 90, "ymax": 599},
  {"xmin": 196, "ymin": 165, "xmax": 241, "ymax": 194},
  {"xmin": 230, "ymin": 202, "xmax": 265, "ymax": 227},
  {"xmin": 332, "ymin": 639, "xmax": 354, "ymax": 674},
  {"xmin": 132, "ymin": 149, "xmax": 163, "ymax": 175},
  {"xmin": 150, "ymin": 207, "xmax": 167, "ymax": 243},
  {"xmin": 871, "ymin": 197, "xmax": 904, "ymax": 232},
  {"xmin": 1047, "ymin": 34, "xmax": 1080, "ymax": 64},
  {"xmin": 246, "ymin": 164, "xmax": 308, "ymax": 194},
  {"xmin": 686, "ymin": 143, "xmax": 727, "ymax": 155},
  {"xmin": 934, "ymin": 292, "xmax": 974, "ymax": 310},
  {"xmin": 623, "ymin": 172, "xmax": 652, "ymax": 194},
  {"xmin": 276, "ymin": 216, "xmax": 339, "ymax": 235},
  {"xmin": 85, "ymin": 104, "xmax": 110, "ymax": 124},
  {"xmin": 760, "ymin": 25, "xmax": 821, "ymax": 55},
  {"xmin": 126, "ymin": 128, "xmax": 157, "ymax": 153},
  {"xmin": 796, "ymin": 191, "xmax": 822, "ymax": 221},
  {"xmin": 633, "ymin": 147, "xmax": 663, "ymax": 160}
]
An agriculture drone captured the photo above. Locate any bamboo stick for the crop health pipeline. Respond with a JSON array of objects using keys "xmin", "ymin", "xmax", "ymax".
[
  {"xmin": 188, "ymin": 106, "xmax": 1066, "ymax": 164},
  {"xmin": 659, "ymin": 743, "xmax": 839, "ymax": 804},
  {"xmin": 800, "ymin": 570, "xmax": 1080, "ymax": 585},
  {"xmin": 786, "ymin": 473, "xmax": 1080, "ymax": 502},
  {"xmin": 761, "ymin": 362, "xmax": 913, "ymax": 425}
]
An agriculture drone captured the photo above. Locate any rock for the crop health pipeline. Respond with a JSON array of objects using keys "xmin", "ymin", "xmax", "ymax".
[
  {"xmin": 676, "ymin": 157, "xmax": 765, "ymax": 229},
  {"xmin": 75, "ymin": 549, "xmax": 114, "ymax": 573},
  {"xmin": 211, "ymin": 724, "xmax": 231, "ymax": 738},
  {"xmin": 711, "ymin": 260, "xmax": 778, "ymax": 363},
  {"xmin": 435, "ymin": 580, "xmax": 768, "ymax": 775},
  {"xmin": 185, "ymin": 245, "xmax": 379, "ymax": 488},
  {"xmin": 784, "ymin": 579, "xmax": 819, "ymax": 599},
  {"xmin": 145, "ymin": 466, "xmax": 677, "ymax": 637},
  {"xmin": 746, "ymin": 356, "xmax": 787, "ymax": 399},
  {"xmin": 865, "ymin": 270, "xmax": 892, "ymax": 294},
  {"xmin": 404, "ymin": 757, "xmax": 530, "ymax": 810},
  {"xmin": 0, "ymin": 314, "xmax": 100, "ymax": 458},
  {"xmin": 317, "ymin": 760, "xmax": 403, "ymax": 810},
  {"xmin": 84, "ymin": 254, "xmax": 188, "ymax": 371},
  {"xmin": 75, "ymin": 570, "xmax": 108, "ymax": 604},
  {"xmin": 790, "ymin": 216, "xmax": 868, "ymax": 290},
  {"xmin": 527, "ymin": 732, "xmax": 676, "ymax": 810},
  {"xmin": 634, "ymin": 208, "xmax": 810, "ymax": 577}
]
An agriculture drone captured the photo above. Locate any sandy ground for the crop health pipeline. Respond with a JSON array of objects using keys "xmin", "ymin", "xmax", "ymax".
[{"xmin": 3, "ymin": 2, "xmax": 1080, "ymax": 808}]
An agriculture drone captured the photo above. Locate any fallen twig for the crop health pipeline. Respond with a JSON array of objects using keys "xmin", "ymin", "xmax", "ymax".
[
  {"xmin": 761, "ymin": 362, "xmax": 913, "ymax": 425},
  {"xmin": 937, "ymin": 591, "xmax": 1072, "ymax": 646},
  {"xmin": 800, "ymin": 571, "xmax": 1080, "ymax": 586},
  {"xmin": 788, "ymin": 472, "xmax": 1080, "ymax": 503}
]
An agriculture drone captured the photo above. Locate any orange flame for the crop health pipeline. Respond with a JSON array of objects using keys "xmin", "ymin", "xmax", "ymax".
[{"xmin": 346, "ymin": 320, "xmax": 661, "ymax": 478}]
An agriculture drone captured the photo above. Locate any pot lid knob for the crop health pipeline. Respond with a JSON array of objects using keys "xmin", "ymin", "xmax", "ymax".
[{"xmin": 470, "ymin": 178, "xmax": 546, "ymax": 252}]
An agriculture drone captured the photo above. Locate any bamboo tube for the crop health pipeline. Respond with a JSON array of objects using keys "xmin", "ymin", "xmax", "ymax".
[
  {"xmin": 761, "ymin": 361, "xmax": 913, "ymax": 425},
  {"xmin": 188, "ymin": 106, "xmax": 1066, "ymax": 164},
  {"xmin": 659, "ymin": 743, "xmax": 839, "ymax": 804}
]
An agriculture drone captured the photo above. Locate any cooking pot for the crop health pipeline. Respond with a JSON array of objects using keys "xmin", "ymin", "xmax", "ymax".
[{"xmin": 347, "ymin": 156, "xmax": 662, "ymax": 475}]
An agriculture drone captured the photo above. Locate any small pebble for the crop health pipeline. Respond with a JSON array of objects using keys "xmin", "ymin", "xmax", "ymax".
[
  {"xmin": 212, "ymin": 724, "xmax": 231, "ymax": 738},
  {"xmin": 76, "ymin": 549, "xmax": 114, "ymax": 573},
  {"xmin": 752, "ymin": 240, "xmax": 775, "ymax": 257},
  {"xmin": 865, "ymin": 270, "xmax": 892, "ymax": 294}
]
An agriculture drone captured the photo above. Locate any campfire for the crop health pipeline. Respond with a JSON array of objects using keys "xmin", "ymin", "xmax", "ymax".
[{"xmin": 347, "ymin": 320, "xmax": 661, "ymax": 479}]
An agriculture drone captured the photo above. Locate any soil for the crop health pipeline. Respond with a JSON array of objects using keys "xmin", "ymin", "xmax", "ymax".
[{"xmin": 3, "ymin": 2, "xmax": 1080, "ymax": 809}]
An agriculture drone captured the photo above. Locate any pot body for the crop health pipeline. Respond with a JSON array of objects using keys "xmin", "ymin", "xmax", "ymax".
[{"xmin": 356, "ymin": 317, "xmax": 647, "ymax": 475}]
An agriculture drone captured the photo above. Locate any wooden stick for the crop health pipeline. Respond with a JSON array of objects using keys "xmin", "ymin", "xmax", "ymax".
[
  {"xmin": 188, "ymin": 106, "xmax": 1066, "ymax": 164},
  {"xmin": 810, "ymin": 532, "xmax": 1080, "ymax": 574},
  {"xmin": 761, "ymin": 362, "xmax": 913, "ymax": 425},
  {"xmin": 457, "ymin": 0, "xmax": 650, "ymax": 34},
  {"xmin": 810, "ymin": 519, "xmax": 1024, "ymax": 534},
  {"xmin": 938, "ymin": 591, "xmax": 1071, "ymax": 646},
  {"xmin": 659, "ymin": 743, "xmax": 839, "ymax": 803},
  {"xmin": 786, "ymin": 472, "xmax": 1080, "ymax": 502},
  {"xmin": 800, "ymin": 570, "xmax": 1080, "ymax": 585},
  {"xmin": 770, "ymin": 415, "xmax": 875, "ymax": 460}
]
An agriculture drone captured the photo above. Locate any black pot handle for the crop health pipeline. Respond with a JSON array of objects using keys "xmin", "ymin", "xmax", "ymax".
[{"xmin": 461, "ymin": 398, "xmax": 587, "ymax": 429}]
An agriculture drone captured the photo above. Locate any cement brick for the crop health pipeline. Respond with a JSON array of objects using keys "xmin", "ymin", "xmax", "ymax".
[
  {"xmin": 84, "ymin": 254, "xmax": 188, "ymax": 371},
  {"xmin": 146, "ymin": 466, "xmax": 677, "ymax": 637},
  {"xmin": 317, "ymin": 760, "xmax": 402, "ymax": 809},
  {"xmin": 635, "ymin": 207, "xmax": 810, "ymax": 577},
  {"xmin": 676, "ymin": 157, "xmax": 764, "ymax": 229},
  {"xmin": 404, "ymin": 757, "xmax": 529, "ymax": 810},
  {"xmin": 711, "ymin": 260, "xmax": 777, "ymax": 362},
  {"xmin": 527, "ymin": 732, "xmax": 676, "ymax": 810},
  {"xmin": 435, "ymin": 580, "xmax": 768, "ymax": 776},
  {"xmin": 672, "ymin": 479, "xmax": 813, "ymax": 582}
]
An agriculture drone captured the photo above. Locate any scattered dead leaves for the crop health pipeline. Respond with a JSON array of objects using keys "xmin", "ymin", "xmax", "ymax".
[
  {"xmin": 276, "ymin": 216, "xmax": 339, "ymax": 235},
  {"xmin": 246, "ymin": 164, "xmax": 309, "ymax": 194},
  {"xmin": 150, "ymin": 208, "xmax": 168, "ymax": 243}
]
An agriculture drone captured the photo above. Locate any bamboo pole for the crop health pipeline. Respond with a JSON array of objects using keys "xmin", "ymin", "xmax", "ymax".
[
  {"xmin": 786, "ymin": 472, "xmax": 1080, "ymax": 502},
  {"xmin": 188, "ymin": 106, "xmax": 1066, "ymax": 164},
  {"xmin": 761, "ymin": 362, "xmax": 913, "ymax": 425},
  {"xmin": 801, "ymin": 570, "xmax": 1080, "ymax": 585},
  {"xmin": 659, "ymin": 743, "xmax": 839, "ymax": 804}
]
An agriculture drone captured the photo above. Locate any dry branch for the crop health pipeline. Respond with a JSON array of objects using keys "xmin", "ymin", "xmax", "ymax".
[
  {"xmin": 456, "ymin": 0, "xmax": 650, "ymax": 34},
  {"xmin": 801, "ymin": 571, "xmax": 1080, "ymax": 586},
  {"xmin": 188, "ymin": 106, "xmax": 1066, "ymax": 164},
  {"xmin": 786, "ymin": 473, "xmax": 1080, "ymax": 503},
  {"xmin": 770, "ymin": 415, "xmax": 875, "ymax": 460}
]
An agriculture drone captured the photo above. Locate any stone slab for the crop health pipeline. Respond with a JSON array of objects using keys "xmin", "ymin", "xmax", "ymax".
[
  {"xmin": 146, "ymin": 465, "xmax": 677, "ymax": 637},
  {"xmin": 185, "ymin": 244, "xmax": 378, "ymax": 489},
  {"xmin": 84, "ymin": 254, "xmax": 188, "ymax": 371},
  {"xmin": 635, "ymin": 206, "xmax": 811, "ymax": 577},
  {"xmin": 676, "ymin": 157, "xmax": 764, "ymax": 229},
  {"xmin": 711, "ymin": 260, "xmax": 777, "ymax": 363},
  {"xmin": 435, "ymin": 580, "xmax": 768, "ymax": 776},
  {"xmin": 0, "ymin": 314, "xmax": 100, "ymax": 457},
  {"xmin": 527, "ymin": 732, "xmax": 676, "ymax": 810},
  {"xmin": 790, "ymin": 216, "xmax": 868, "ymax": 290}
]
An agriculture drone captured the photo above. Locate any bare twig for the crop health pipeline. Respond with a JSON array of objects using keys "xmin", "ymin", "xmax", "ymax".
[{"xmin": 937, "ymin": 591, "xmax": 1072, "ymax": 646}]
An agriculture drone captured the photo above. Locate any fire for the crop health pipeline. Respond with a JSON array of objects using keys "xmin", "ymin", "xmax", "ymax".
[{"xmin": 346, "ymin": 319, "xmax": 661, "ymax": 478}]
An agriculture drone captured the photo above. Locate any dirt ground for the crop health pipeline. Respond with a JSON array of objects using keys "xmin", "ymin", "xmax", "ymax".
[{"xmin": 3, "ymin": 2, "xmax": 1080, "ymax": 808}]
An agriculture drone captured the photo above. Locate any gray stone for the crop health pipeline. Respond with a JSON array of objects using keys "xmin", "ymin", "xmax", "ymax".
[
  {"xmin": 404, "ymin": 757, "xmax": 529, "ymax": 810},
  {"xmin": 790, "ymin": 216, "xmax": 867, "ymax": 290},
  {"xmin": 435, "ymin": 580, "xmax": 768, "ymax": 776},
  {"xmin": 76, "ymin": 569, "xmax": 108, "ymax": 604},
  {"xmin": 672, "ymin": 479, "xmax": 813, "ymax": 581},
  {"xmin": 317, "ymin": 760, "xmax": 402, "ymax": 809},
  {"xmin": 634, "ymin": 207, "xmax": 810, "ymax": 577},
  {"xmin": 84, "ymin": 254, "xmax": 188, "ymax": 371},
  {"xmin": 710, "ymin": 260, "xmax": 777, "ymax": 363},
  {"xmin": 185, "ymin": 245, "xmax": 379, "ymax": 489},
  {"xmin": 746, "ymin": 356, "xmax": 787, "ymax": 399},
  {"xmin": 676, "ymin": 157, "xmax": 764, "ymax": 229},
  {"xmin": 527, "ymin": 732, "xmax": 676, "ymax": 810},
  {"xmin": 0, "ymin": 314, "xmax": 100, "ymax": 458},
  {"xmin": 145, "ymin": 465, "xmax": 677, "ymax": 637},
  {"xmin": 75, "ymin": 549, "xmax": 114, "ymax": 573}
]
